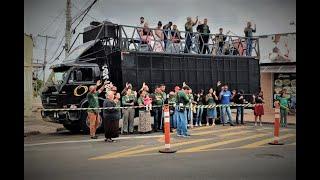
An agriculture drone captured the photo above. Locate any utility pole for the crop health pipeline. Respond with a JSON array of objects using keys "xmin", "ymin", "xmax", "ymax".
[
  {"xmin": 37, "ymin": 34, "xmax": 56, "ymax": 83},
  {"xmin": 65, "ymin": 0, "xmax": 72, "ymax": 57}
]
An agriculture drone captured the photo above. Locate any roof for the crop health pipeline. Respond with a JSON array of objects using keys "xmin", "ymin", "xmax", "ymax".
[{"xmin": 63, "ymin": 40, "xmax": 99, "ymax": 63}]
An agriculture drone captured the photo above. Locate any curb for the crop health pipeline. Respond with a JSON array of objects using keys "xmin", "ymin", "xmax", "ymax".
[
  {"xmin": 244, "ymin": 121, "xmax": 295, "ymax": 126},
  {"xmin": 24, "ymin": 131, "xmax": 41, "ymax": 137}
]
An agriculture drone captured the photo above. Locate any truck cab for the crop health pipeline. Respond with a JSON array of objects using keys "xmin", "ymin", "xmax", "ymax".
[{"xmin": 41, "ymin": 62, "xmax": 105, "ymax": 133}]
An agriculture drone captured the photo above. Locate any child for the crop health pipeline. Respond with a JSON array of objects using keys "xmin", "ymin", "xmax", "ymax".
[{"xmin": 144, "ymin": 94, "xmax": 153, "ymax": 111}]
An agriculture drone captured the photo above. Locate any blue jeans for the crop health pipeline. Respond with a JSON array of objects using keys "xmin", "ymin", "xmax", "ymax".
[
  {"xmin": 173, "ymin": 110, "xmax": 178, "ymax": 128},
  {"xmin": 195, "ymin": 107, "xmax": 204, "ymax": 125},
  {"xmin": 176, "ymin": 107, "xmax": 189, "ymax": 136},
  {"xmin": 236, "ymin": 106, "xmax": 244, "ymax": 124},
  {"xmin": 246, "ymin": 38, "xmax": 253, "ymax": 56},
  {"xmin": 221, "ymin": 105, "xmax": 233, "ymax": 124}
]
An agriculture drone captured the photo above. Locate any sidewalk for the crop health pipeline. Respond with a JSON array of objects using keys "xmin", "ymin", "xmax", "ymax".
[
  {"xmin": 24, "ymin": 97, "xmax": 64, "ymax": 137},
  {"xmin": 232, "ymin": 109, "xmax": 296, "ymax": 125}
]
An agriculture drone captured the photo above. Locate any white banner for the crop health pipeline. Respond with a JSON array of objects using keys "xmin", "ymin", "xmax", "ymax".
[{"xmin": 259, "ymin": 33, "xmax": 296, "ymax": 64}]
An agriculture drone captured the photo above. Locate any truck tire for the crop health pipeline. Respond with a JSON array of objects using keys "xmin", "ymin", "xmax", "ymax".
[
  {"xmin": 80, "ymin": 111, "xmax": 103, "ymax": 134},
  {"xmin": 63, "ymin": 123, "xmax": 81, "ymax": 133}
]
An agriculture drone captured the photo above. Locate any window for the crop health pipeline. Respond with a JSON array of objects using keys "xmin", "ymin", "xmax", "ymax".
[{"xmin": 72, "ymin": 68, "xmax": 93, "ymax": 82}]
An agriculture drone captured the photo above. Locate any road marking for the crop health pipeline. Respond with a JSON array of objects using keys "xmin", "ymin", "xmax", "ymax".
[
  {"xmin": 239, "ymin": 133, "xmax": 295, "ymax": 149},
  {"xmin": 192, "ymin": 126, "xmax": 215, "ymax": 131},
  {"xmin": 89, "ymin": 138, "xmax": 213, "ymax": 160},
  {"xmin": 191, "ymin": 126, "xmax": 250, "ymax": 136},
  {"xmin": 178, "ymin": 133, "xmax": 269, "ymax": 153},
  {"xmin": 24, "ymin": 135, "xmax": 164, "ymax": 147}
]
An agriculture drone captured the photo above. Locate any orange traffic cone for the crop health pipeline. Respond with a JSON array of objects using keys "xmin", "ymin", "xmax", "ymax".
[
  {"xmin": 159, "ymin": 104, "xmax": 177, "ymax": 153},
  {"xmin": 269, "ymin": 101, "xmax": 284, "ymax": 145}
]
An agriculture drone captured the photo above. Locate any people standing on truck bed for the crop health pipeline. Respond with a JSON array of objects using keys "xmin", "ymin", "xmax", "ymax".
[
  {"xmin": 140, "ymin": 22, "xmax": 153, "ymax": 51},
  {"xmin": 206, "ymin": 88, "xmax": 218, "ymax": 126},
  {"xmin": 121, "ymin": 86, "xmax": 137, "ymax": 134},
  {"xmin": 163, "ymin": 21, "xmax": 172, "ymax": 50},
  {"xmin": 215, "ymin": 28, "xmax": 227, "ymax": 55},
  {"xmin": 87, "ymin": 80, "xmax": 107, "ymax": 139},
  {"xmin": 151, "ymin": 85, "xmax": 165, "ymax": 132},
  {"xmin": 196, "ymin": 18, "xmax": 210, "ymax": 54},
  {"xmin": 154, "ymin": 21, "xmax": 164, "ymax": 52},
  {"xmin": 103, "ymin": 91, "xmax": 121, "ymax": 143},
  {"xmin": 244, "ymin": 21, "xmax": 256, "ymax": 56},
  {"xmin": 170, "ymin": 24, "xmax": 183, "ymax": 53},
  {"xmin": 219, "ymin": 84, "xmax": 235, "ymax": 126},
  {"xmin": 184, "ymin": 16, "xmax": 198, "ymax": 53}
]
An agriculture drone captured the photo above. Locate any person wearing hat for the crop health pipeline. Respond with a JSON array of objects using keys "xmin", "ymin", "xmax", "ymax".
[
  {"xmin": 175, "ymin": 85, "xmax": 191, "ymax": 137},
  {"xmin": 154, "ymin": 21, "xmax": 164, "ymax": 52}
]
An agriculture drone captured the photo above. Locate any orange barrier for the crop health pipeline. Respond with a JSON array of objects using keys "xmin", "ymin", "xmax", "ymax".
[
  {"xmin": 269, "ymin": 101, "xmax": 284, "ymax": 145},
  {"xmin": 159, "ymin": 104, "xmax": 177, "ymax": 153}
]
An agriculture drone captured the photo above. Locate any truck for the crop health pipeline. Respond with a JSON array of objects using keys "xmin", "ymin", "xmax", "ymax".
[{"xmin": 41, "ymin": 21, "xmax": 261, "ymax": 133}]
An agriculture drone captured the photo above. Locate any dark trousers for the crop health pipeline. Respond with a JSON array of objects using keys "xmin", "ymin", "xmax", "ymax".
[
  {"xmin": 199, "ymin": 36, "xmax": 209, "ymax": 54},
  {"xmin": 184, "ymin": 34, "xmax": 192, "ymax": 53},
  {"xmin": 236, "ymin": 106, "xmax": 244, "ymax": 124},
  {"xmin": 104, "ymin": 119, "xmax": 119, "ymax": 139},
  {"xmin": 153, "ymin": 107, "xmax": 162, "ymax": 130}
]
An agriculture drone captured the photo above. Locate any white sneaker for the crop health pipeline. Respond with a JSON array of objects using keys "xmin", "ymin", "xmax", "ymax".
[
  {"xmin": 260, "ymin": 123, "xmax": 262, "ymax": 126},
  {"xmin": 254, "ymin": 123, "xmax": 257, "ymax": 126},
  {"xmin": 177, "ymin": 134, "xmax": 182, "ymax": 137},
  {"xmin": 212, "ymin": 123, "xmax": 216, "ymax": 126},
  {"xmin": 199, "ymin": 123, "xmax": 202, "ymax": 126},
  {"xmin": 206, "ymin": 123, "xmax": 209, "ymax": 126},
  {"xmin": 195, "ymin": 124, "xmax": 198, "ymax": 127}
]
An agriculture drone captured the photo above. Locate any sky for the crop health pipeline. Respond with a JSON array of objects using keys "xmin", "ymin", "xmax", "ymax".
[{"xmin": 24, "ymin": 0, "xmax": 296, "ymax": 80}]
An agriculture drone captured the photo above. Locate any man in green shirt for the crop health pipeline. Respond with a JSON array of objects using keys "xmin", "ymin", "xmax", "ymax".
[
  {"xmin": 87, "ymin": 80, "xmax": 107, "ymax": 139},
  {"xmin": 151, "ymin": 85, "xmax": 164, "ymax": 132},
  {"xmin": 276, "ymin": 91, "xmax": 290, "ymax": 127},
  {"xmin": 175, "ymin": 85, "xmax": 191, "ymax": 137}
]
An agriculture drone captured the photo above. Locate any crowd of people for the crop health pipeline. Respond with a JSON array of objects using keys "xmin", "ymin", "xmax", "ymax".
[
  {"xmin": 84, "ymin": 79, "xmax": 293, "ymax": 142},
  {"xmin": 131, "ymin": 16, "xmax": 257, "ymax": 56}
]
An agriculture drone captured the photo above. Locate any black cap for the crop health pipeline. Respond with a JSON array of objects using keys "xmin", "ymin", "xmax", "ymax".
[
  {"xmin": 169, "ymin": 21, "xmax": 173, "ymax": 25},
  {"xmin": 140, "ymin": 17, "xmax": 144, "ymax": 19},
  {"xmin": 182, "ymin": 85, "xmax": 191, "ymax": 90},
  {"xmin": 158, "ymin": 21, "xmax": 162, "ymax": 26}
]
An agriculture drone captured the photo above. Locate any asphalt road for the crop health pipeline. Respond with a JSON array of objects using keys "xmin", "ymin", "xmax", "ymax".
[{"xmin": 24, "ymin": 124, "xmax": 296, "ymax": 180}]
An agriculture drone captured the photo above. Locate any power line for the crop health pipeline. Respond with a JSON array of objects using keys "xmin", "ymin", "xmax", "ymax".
[
  {"xmin": 38, "ymin": 8, "xmax": 65, "ymax": 35},
  {"xmin": 72, "ymin": 0, "xmax": 98, "ymax": 33},
  {"xmin": 71, "ymin": 1, "xmax": 98, "ymax": 23}
]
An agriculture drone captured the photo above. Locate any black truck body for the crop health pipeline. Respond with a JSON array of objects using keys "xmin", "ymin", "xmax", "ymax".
[{"xmin": 41, "ymin": 22, "xmax": 260, "ymax": 133}]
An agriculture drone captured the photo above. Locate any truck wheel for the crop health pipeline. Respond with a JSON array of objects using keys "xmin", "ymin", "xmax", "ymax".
[
  {"xmin": 63, "ymin": 123, "xmax": 81, "ymax": 133},
  {"xmin": 80, "ymin": 111, "xmax": 103, "ymax": 134}
]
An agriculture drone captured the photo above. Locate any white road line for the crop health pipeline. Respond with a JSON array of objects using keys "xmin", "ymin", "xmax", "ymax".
[{"xmin": 24, "ymin": 135, "xmax": 164, "ymax": 147}]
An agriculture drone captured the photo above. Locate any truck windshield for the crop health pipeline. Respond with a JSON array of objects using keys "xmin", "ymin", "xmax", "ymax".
[{"xmin": 46, "ymin": 69, "xmax": 69, "ymax": 86}]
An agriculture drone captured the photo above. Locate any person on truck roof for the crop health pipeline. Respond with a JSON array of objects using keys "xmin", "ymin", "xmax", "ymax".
[{"xmin": 87, "ymin": 80, "xmax": 107, "ymax": 139}]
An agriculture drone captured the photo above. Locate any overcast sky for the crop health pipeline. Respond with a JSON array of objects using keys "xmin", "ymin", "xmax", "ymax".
[{"xmin": 24, "ymin": 0, "xmax": 296, "ymax": 80}]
